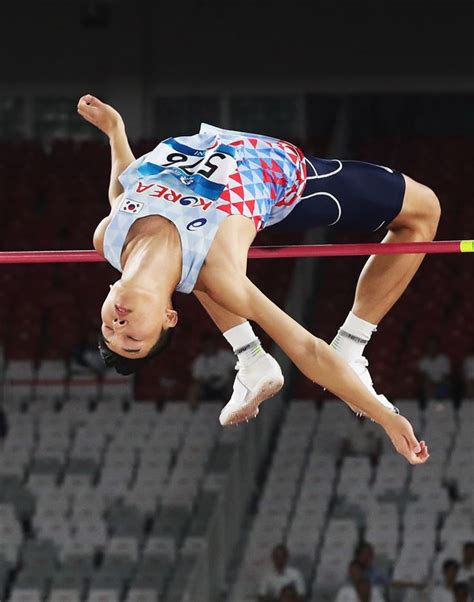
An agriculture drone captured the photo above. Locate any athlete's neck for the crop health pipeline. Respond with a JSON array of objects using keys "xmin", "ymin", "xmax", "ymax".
[{"xmin": 121, "ymin": 225, "xmax": 181, "ymax": 296}]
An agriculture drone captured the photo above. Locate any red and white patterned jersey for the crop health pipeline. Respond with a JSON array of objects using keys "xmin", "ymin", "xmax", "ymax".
[{"xmin": 200, "ymin": 123, "xmax": 307, "ymax": 231}]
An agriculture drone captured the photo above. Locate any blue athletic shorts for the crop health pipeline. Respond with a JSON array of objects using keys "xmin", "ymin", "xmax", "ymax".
[{"xmin": 276, "ymin": 156, "xmax": 406, "ymax": 232}]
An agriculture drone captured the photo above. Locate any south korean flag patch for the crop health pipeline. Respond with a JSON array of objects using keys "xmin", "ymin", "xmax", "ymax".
[{"xmin": 120, "ymin": 199, "xmax": 144, "ymax": 214}]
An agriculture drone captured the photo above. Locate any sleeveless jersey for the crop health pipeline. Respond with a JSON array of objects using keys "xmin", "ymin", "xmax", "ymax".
[{"xmin": 103, "ymin": 124, "xmax": 307, "ymax": 293}]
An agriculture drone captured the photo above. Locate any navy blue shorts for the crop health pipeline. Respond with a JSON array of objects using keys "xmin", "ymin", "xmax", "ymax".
[{"xmin": 277, "ymin": 156, "xmax": 406, "ymax": 232}]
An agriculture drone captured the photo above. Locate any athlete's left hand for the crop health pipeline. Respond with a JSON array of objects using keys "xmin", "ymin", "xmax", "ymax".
[{"xmin": 382, "ymin": 413, "xmax": 430, "ymax": 464}]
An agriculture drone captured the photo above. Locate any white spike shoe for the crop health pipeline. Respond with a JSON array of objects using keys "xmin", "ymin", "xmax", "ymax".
[{"xmin": 219, "ymin": 353, "xmax": 284, "ymax": 426}]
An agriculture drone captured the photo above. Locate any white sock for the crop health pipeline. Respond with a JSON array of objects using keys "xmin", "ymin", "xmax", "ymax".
[
  {"xmin": 223, "ymin": 322, "xmax": 265, "ymax": 368},
  {"xmin": 331, "ymin": 311, "xmax": 377, "ymax": 363}
]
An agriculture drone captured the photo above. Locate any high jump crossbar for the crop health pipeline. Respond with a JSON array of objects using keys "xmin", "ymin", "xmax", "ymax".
[{"xmin": 0, "ymin": 240, "xmax": 472, "ymax": 264}]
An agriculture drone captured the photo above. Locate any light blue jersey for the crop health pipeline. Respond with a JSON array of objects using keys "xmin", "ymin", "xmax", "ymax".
[{"xmin": 103, "ymin": 124, "xmax": 307, "ymax": 293}]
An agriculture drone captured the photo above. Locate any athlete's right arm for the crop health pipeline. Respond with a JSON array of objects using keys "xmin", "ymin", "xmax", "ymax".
[
  {"xmin": 77, "ymin": 94, "xmax": 135, "ymax": 206},
  {"xmin": 204, "ymin": 269, "xmax": 429, "ymax": 465}
]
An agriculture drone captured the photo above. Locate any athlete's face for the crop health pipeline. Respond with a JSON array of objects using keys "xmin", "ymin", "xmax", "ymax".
[{"xmin": 100, "ymin": 280, "xmax": 177, "ymax": 358}]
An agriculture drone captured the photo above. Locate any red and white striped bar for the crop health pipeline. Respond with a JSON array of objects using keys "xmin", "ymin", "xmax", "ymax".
[{"xmin": 0, "ymin": 240, "xmax": 472, "ymax": 264}]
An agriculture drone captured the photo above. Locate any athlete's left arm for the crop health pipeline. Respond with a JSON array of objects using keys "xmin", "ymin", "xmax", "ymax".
[{"xmin": 204, "ymin": 269, "xmax": 429, "ymax": 465}]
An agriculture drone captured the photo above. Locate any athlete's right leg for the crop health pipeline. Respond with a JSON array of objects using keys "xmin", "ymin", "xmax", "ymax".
[{"xmin": 194, "ymin": 291, "xmax": 284, "ymax": 425}]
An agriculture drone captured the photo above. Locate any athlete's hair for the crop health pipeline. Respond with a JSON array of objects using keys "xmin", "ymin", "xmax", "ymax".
[{"xmin": 98, "ymin": 328, "xmax": 173, "ymax": 375}]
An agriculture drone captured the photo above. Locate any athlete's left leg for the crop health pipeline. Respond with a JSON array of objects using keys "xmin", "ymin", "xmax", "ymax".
[
  {"xmin": 194, "ymin": 290, "xmax": 284, "ymax": 425},
  {"xmin": 352, "ymin": 175, "xmax": 441, "ymax": 324}
]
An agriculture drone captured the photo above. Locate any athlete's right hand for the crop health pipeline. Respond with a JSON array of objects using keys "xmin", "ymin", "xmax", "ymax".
[
  {"xmin": 77, "ymin": 94, "xmax": 124, "ymax": 137},
  {"xmin": 382, "ymin": 413, "xmax": 430, "ymax": 465}
]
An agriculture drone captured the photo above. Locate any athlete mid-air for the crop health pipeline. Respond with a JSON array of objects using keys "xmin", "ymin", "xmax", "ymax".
[{"xmin": 78, "ymin": 94, "xmax": 438, "ymax": 464}]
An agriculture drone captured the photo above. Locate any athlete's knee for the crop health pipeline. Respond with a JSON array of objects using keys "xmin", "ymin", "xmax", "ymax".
[
  {"xmin": 392, "ymin": 180, "xmax": 441, "ymax": 239},
  {"xmin": 421, "ymin": 186, "xmax": 441, "ymax": 239}
]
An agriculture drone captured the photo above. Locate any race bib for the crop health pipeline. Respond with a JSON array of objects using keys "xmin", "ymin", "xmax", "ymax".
[{"xmin": 139, "ymin": 135, "xmax": 238, "ymax": 200}]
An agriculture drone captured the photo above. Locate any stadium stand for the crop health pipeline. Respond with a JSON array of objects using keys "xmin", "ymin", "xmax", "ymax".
[
  {"xmin": 1, "ymin": 127, "xmax": 473, "ymax": 602},
  {"xmin": 230, "ymin": 399, "xmax": 474, "ymax": 601},
  {"xmin": 0, "ymin": 395, "xmax": 286, "ymax": 602}
]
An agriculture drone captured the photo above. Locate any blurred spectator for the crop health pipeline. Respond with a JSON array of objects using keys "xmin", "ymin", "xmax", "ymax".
[
  {"xmin": 457, "ymin": 542, "xmax": 474, "ymax": 586},
  {"xmin": 354, "ymin": 542, "xmax": 389, "ymax": 587},
  {"xmin": 0, "ymin": 405, "xmax": 8, "ymax": 439},
  {"xmin": 341, "ymin": 416, "xmax": 382, "ymax": 463},
  {"xmin": 418, "ymin": 338, "xmax": 451, "ymax": 400},
  {"xmin": 278, "ymin": 584, "xmax": 299, "ymax": 602},
  {"xmin": 453, "ymin": 582, "xmax": 469, "ymax": 602},
  {"xmin": 430, "ymin": 559, "xmax": 459, "ymax": 602},
  {"xmin": 258, "ymin": 544, "xmax": 305, "ymax": 602},
  {"xmin": 188, "ymin": 334, "xmax": 235, "ymax": 407},
  {"xmin": 335, "ymin": 563, "xmax": 384, "ymax": 602},
  {"xmin": 462, "ymin": 347, "xmax": 474, "ymax": 398},
  {"xmin": 70, "ymin": 324, "xmax": 107, "ymax": 375},
  {"xmin": 355, "ymin": 578, "xmax": 384, "ymax": 602}
]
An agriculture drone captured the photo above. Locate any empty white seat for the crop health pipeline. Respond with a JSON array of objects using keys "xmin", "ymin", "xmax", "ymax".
[
  {"xmin": 96, "ymin": 478, "xmax": 127, "ymax": 504},
  {"xmin": 106, "ymin": 537, "xmax": 139, "ymax": 561},
  {"xmin": 35, "ymin": 493, "xmax": 70, "ymax": 518},
  {"xmin": 35, "ymin": 519, "xmax": 71, "ymax": 545},
  {"xmin": 315, "ymin": 555, "xmax": 350, "ymax": 587},
  {"xmin": 70, "ymin": 506, "xmax": 103, "ymax": 527},
  {"xmin": 258, "ymin": 493, "xmax": 293, "ymax": 515},
  {"xmin": 100, "ymin": 465, "xmax": 134, "ymax": 484},
  {"xmin": 72, "ymin": 489, "xmax": 105, "ymax": 513},
  {"xmin": 125, "ymin": 590, "xmax": 158, "ymax": 602},
  {"xmin": 247, "ymin": 527, "xmax": 285, "ymax": 550},
  {"xmin": 287, "ymin": 525, "xmax": 322, "ymax": 553},
  {"xmin": 48, "ymin": 590, "xmax": 81, "ymax": 602},
  {"xmin": 62, "ymin": 475, "xmax": 93, "ymax": 493},
  {"xmin": 401, "ymin": 535, "xmax": 435, "ymax": 558},
  {"xmin": 0, "ymin": 521, "xmax": 22, "ymax": 544},
  {"xmin": 74, "ymin": 520, "xmax": 107, "ymax": 547},
  {"xmin": 143, "ymin": 536, "xmax": 176, "ymax": 561},
  {"xmin": 101, "ymin": 370, "xmax": 134, "ymax": 401},
  {"xmin": 369, "ymin": 538, "xmax": 398, "ymax": 561},
  {"xmin": 26, "ymin": 474, "xmax": 58, "ymax": 494},
  {"xmin": 0, "ymin": 503, "xmax": 17, "ymax": 522},
  {"xmin": 60, "ymin": 540, "xmax": 96, "ymax": 562},
  {"xmin": 35, "ymin": 382, "xmax": 66, "ymax": 401},
  {"xmin": 131, "ymin": 475, "xmax": 167, "ymax": 497},
  {"xmin": 0, "ymin": 541, "xmax": 21, "ymax": 563},
  {"xmin": 392, "ymin": 554, "xmax": 430, "ymax": 583},
  {"xmin": 10, "ymin": 589, "xmax": 42, "ymax": 602},
  {"xmin": 67, "ymin": 375, "xmax": 100, "ymax": 401},
  {"xmin": 86, "ymin": 590, "xmax": 120, "ymax": 602},
  {"xmin": 4, "ymin": 427, "xmax": 35, "ymax": 447},
  {"xmin": 138, "ymin": 454, "xmax": 171, "ymax": 473},
  {"xmin": 146, "ymin": 430, "xmax": 182, "ymax": 451},
  {"xmin": 4, "ymin": 360, "xmax": 35, "ymax": 380},
  {"xmin": 324, "ymin": 519, "xmax": 358, "ymax": 544}
]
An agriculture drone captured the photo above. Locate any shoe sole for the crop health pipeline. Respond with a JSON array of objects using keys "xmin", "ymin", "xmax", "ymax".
[
  {"xmin": 347, "ymin": 362, "xmax": 399, "ymax": 416},
  {"xmin": 220, "ymin": 374, "xmax": 284, "ymax": 426}
]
